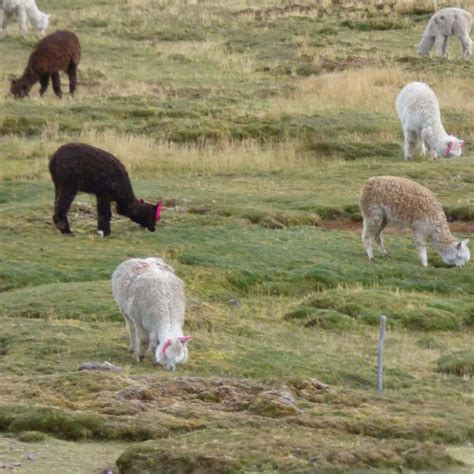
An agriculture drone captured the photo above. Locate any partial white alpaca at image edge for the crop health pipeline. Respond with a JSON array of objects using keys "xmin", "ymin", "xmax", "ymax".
[{"xmin": 0, "ymin": 0, "xmax": 50, "ymax": 34}]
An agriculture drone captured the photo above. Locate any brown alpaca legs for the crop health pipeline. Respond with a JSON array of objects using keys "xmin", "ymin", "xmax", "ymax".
[
  {"xmin": 96, "ymin": 194, "xmax": 112, "ymax": 236},
  {"xmin": 53, "ymin": 184, "xmax": 77, "ymax": 235},
  {"xmin": 51, "ymin": 72, "xmax": 62, "ymax": 98},
  {"xmin": 39, "ymin": 74, "xmax": 49, "ymax": 96},
  {"xmin": 39, "ymin": 68, "xmax": 78, "ymax": 97},
  {"xmin": 67, "ymin": 63, "xmax": 78, "ymax": 95}
]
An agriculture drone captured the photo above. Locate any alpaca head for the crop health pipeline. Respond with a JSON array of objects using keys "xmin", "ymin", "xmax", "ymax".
[
  {"xmin": 131, "ymin": 200, "xmax": 162, "ymax": 232},
  {"xmin": 10, "ymin": 78, "xmax": 31, "ymax": 98},
  {"xmin": 440, "ymin": 239, "xmax": 470, "ymax": 267},
  {"xmin": 155, "ymin": 336, "xmax": 192, "ymax": 371},
  {"xmin": 443, "ymin": 136, "xmax": 464, "ymax": 158},
  {"xmin": 37, "ymin": 12, "xmax": 50, "ymax": 33}
]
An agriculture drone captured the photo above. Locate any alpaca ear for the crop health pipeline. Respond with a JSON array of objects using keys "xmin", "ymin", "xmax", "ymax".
[
  {"xmin": 178, "ymin": 336, "xmax": 192, "ymax": 345},
  {"xmin": 155, "ymin": 201, "xmax": 163, "ymax": 221},
  {"xmin": 138, "ymin": 198, "xmax": 144, "ymax": 204},
  {"xmin": 462, "ymin": 239, "xmax": 470, "ymax": 247}
]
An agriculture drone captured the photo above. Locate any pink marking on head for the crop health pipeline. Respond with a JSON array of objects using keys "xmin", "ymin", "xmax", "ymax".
[
  {"xmin": 155, "ymin": 201, "xmax": 163, "ymax": 222},
  {"xmin": 460, "ymin": 141, "xmax": 465, "ymax": 149},
  {"xmin": 446, "ymin": 141, "xmax": 454, "ymax": 157},
  {"xmin": 161, "ymin": 339, "xmax": 172, "ymax": 354},
  {"xmin": 178, "ymin": 335, "xmax": 192, "ymax": 343}
]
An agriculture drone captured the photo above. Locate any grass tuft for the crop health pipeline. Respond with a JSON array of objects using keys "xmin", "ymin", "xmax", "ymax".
[{"xmin": 437, "ymin": 351, "xmax": 474, "ymax": 377}]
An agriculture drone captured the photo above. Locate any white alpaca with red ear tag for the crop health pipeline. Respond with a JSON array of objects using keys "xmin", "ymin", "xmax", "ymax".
[
  {"xmin": 396, "ymin": 82, "xmax": 465, "ymax": 160},
  {"xmin": 112, "ymin": 257, "xmax": 192, "ymax": 370}
]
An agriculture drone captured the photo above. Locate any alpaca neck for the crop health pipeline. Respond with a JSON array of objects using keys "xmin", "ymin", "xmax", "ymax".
[
  {"xmin": 116, "ymin": 197, "xmax": 138, "ymax": 217},
  {"xmin": 418, "ymin": 33, "xmax": 435, "ymax": 54},
  {"xmin": 424, "ymin": 125, "xmax": 449, "ymax": 156},
  {"xmin": 25, "ymin": 5, "xmax": 48, "ymax": 30},
  {"xmin": 25, "ymin": 4, "xmax": 40, "ymax": 20},
  {"xmin": 21, "ymin": 66, "xmax": 38, "ymax": 86},
  {"xmin": 431, "ymin": 228, "xmax": 455, "ymax": 248}
]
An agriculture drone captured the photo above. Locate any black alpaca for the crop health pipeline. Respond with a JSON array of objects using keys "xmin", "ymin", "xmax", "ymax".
[{"xmin": 49, "ymin": 143, "xmax": 162, "ymax": 236}]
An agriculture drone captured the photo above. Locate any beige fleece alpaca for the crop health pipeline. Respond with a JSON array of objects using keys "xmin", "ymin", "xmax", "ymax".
[{"xmin": 360, "ymin": 176, "xmax": 470, "ymax": 267}]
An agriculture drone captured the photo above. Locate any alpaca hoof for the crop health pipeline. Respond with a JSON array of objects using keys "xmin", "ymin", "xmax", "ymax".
[
  {"xmin": 138, "ymin": 356, "xmax": 145, "ymax": 362},
  {"xmin": 63, "ymin": 232, "xmax": 75, "ymax": 237}
]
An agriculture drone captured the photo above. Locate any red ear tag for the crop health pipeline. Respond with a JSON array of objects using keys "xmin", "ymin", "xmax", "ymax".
[{"xmin": 155, "ymin": 201, "xmax": 163, "ymax": 221}]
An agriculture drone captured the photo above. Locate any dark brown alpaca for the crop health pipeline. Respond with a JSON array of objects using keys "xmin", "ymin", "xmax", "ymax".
[
  {"xmin": 11, "ymin": 30, "xmax": 81, "ymax": 98},
  {"xmin": 49, "ymin": 143, "xmax": 162, "ymax": 237}
]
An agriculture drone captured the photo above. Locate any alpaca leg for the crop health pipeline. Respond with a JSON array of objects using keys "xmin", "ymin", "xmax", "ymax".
[
  {"xmin": 53, "ymin": 185, "xmax": 77, "ymax": 235},
  {"xmin": 67, "ymin": 63, "xmax": 78, "ymax": 95},
  {"xmin": 0, "ymin": 9, "xmax": 5, "ymax": 32},
  {"xmin": 122, "ymin": 313, "xmax": 137, "ymax": 353},
  {"xmin": 420, "ymin": 139, "xmax": 426, "ymax": 156},
  {"xmin": 375, "ymin": 233, "xmax": 388, "ymax": 257},
  {"xmin": 135, "ymin": 327, "xmax": 150, "ymax": 362},
  {"xmin": 96, "ymin": 194, "xmax": 112, "ymax": 237},
  {"xmin": 413, "ymin": 234, "xmax": 428, "ymax": 267},
  {"xmin": 39, "ymin": 74, "xmax": 49, "ymax": 96},
  {"xmin": 417, "ymin": 130, "xmax": 427, "ymax": 157},
  {"xmin": 51, "ymin": 72, "xmax": 63, "ymax": 98},
  {"xmin": 440, "ymin": 36, "xmax": 449, "ymax": 57},
  {"xmin": 374, "ymin": 217, "xmax": 388, "ymax": 257},
  {"xmin": 362, "ymin": 220, "xmax": 376, "ymax": 261},
  {"xmin": 149, "ymin": 333, "xmax": 160, "ymax": 354},
  {"xmin": 459, "ymin": 35, "xmax": 472, "ymax": 60},
  {"xmin": 403, "ymin": 129, "xmax": 417, "ymax": 160},
  {"xmin": 17, "ymin": 5, "xmax": 27, "ymax": 35}
]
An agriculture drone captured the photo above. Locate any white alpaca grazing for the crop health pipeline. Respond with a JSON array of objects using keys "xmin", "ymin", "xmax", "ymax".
[
  {"xmin": 396, "ymin": 82, "xmax": 464, "ymax": 160},
  {"xmin": 417, "ymin": 7, "xmax": 472, "ymax": 60},
  {"xmin": 112, "ymin": 257, "xmax": 191, "ymax": 370},
  {"xmin": 0, "ymin": 0, "xmax": 49, "ymax": 35},
  {"xmin": 360, "ymin": 176, "xmax": 470, "ymax": 268}
]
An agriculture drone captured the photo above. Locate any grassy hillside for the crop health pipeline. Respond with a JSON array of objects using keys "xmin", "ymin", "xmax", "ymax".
[{"xmin": 0, "ymin": 1, "xmax": 473, "ymax": 472}]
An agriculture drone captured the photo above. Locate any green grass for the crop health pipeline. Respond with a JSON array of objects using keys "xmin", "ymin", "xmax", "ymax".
[{"xmin": 0, "ymin": 0, "xmax": 473, "ymax": 472}]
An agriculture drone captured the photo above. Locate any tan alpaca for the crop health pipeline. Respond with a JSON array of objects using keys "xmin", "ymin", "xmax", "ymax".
[{"xmin": 360, "ymin": 176, "xmax": 470, "ymax": 267}]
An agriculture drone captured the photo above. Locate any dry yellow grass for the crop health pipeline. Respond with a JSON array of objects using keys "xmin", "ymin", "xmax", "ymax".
[
  {"xmin": 267, "ymin": 68, "xmax": 406, "ymax": 116},
  {"xmin": 79, "ymin": 129, "xmax": 306, "ymax": 175},
  {"xmin": 267, "ymin": 66, "xmax": 474, "ymax": 120},
  {"xmin": 0, "ymin": 128, "xmax": 314, "ymax": 180}
]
